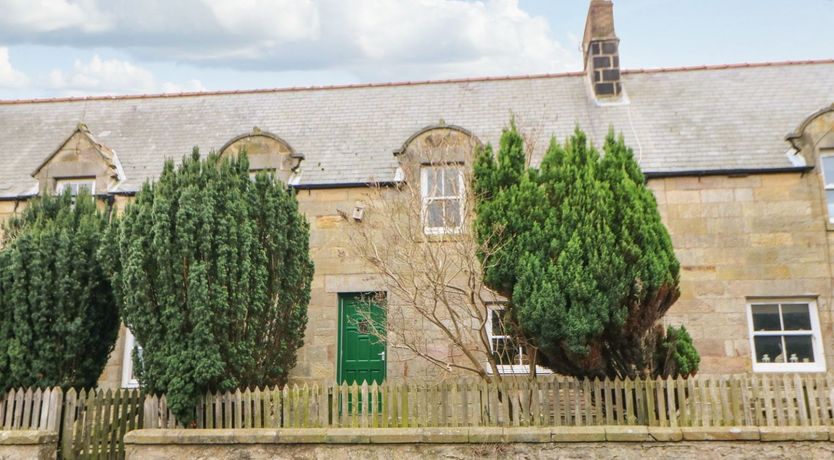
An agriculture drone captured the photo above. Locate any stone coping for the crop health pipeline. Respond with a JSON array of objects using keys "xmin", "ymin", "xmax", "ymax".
[
  {"xmin": 0, "ymin": 430, "xmax": 58, "ymax": 445},
  {"xmin": 124, "ymin": 426, "xmax": 834, "ymax": 445}
]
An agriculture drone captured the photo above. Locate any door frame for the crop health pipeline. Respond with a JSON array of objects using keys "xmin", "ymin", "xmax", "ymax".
[{"xmin": 337, "ymin": 292, "xmax": 387, "ymax": 384}]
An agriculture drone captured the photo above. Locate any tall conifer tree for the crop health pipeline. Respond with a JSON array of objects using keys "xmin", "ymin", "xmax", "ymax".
[
  {"xmin": 104, "ymin": 150, "xmax": 313, "ymax": 422},
  {"xmin": 474, "ymin": 124, "xmax": 698, "ymax": 378},
  {"xmin": 0, "ymin": 190, "xmax": 119, "ymax": 389}
]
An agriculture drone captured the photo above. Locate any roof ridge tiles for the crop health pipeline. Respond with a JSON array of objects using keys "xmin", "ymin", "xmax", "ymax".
[{"xmin": 1, "ymin": 59, "xmax": 831, "ymax": 106}]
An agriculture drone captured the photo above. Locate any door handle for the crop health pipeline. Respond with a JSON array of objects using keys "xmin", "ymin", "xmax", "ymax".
[{"xmin": 378, "ymin": 351, "xmax": 385, "ymax": 361}]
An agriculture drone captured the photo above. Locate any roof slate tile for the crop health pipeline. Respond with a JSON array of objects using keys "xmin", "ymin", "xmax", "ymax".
[{"xmin": 0, "ymin": 61, "xmax": 832, "ymax": 197}]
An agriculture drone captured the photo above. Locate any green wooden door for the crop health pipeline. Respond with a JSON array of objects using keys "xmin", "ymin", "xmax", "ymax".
[{"xmin": 338, "ymin": 293, "xmax": 386, "ymax": 385}]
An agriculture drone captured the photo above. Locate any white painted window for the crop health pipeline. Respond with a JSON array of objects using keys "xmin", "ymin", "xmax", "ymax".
[
  {"xmin": 121, "ymin": 329, "xmax": 143, "ymax": 388},
  {"xmin": 821, "ymin": 153, "xmax": 834, "ymax": 223},
  {"xmin": 421, "ymin": 165, "xmax": 464, "ymax": 234},
  {"xmin": 55, "ymin": 178, "xmax": 95, "ymax": 196},
  {"xmin": 485, "ymin": 304, "xmax": 552, "ymax": 375},
  {"xmin": 746, "ymin": 299, "xmax": 825, "ymax": 373}
]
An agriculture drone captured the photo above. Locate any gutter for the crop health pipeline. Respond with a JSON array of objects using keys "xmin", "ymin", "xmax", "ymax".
[
  {"xmin": 0, "ymin": 167, "xmax": 814, "ymax": 201},
  {"xmin": 72, "ymin": 180, "xmax": 402, "ymax": 198},
  {"xmin": 643, "ymin": 166, "xmax": 813, "ymax": 179},
  {"xmin": 292, "ymin": 181, "xmax": 400, "ymax": 190}
]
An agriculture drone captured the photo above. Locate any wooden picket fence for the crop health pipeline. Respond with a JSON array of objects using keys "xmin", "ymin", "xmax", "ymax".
[
  {"xmin": 144, "ymin": 373, "xmax": 834, "ymax": 430},
  {"xmin": 1, "ymin": 387, "xmax": 142, "ymax": 460},
  {"xmin": 60, "ymin": 388, "xmax": 143, "ymax": 460},
  {"xmin": 2, "ymin": 373, "xmax": 834, "ymax": 459},
  {"xmin": 0, "ymin": 387, "xmax": 63, "ymax": 431}
]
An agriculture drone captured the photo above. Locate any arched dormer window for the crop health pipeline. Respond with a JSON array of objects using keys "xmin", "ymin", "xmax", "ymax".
[
  {"xmin": 786, "ymin": 104, "xmax": 834, "ymax": 226},
  {"xmin": 219, "ymin": 128, "xmax": 303, "ymax": 184},
  {"xmin": 395, "ymin": 124, "xmax": 481, "ymax": 235},
  {"xmin": 31, "ymin": 123, "xmax": 124, "ymax": 197}
]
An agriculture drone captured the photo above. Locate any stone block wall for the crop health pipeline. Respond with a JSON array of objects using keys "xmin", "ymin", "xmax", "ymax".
[
  {"xmin": 650, "ymin": 172, "xmax": 833, "ymax": 373},
  {"xmin": 0, "ymin": 430, "xmax": 58, "ymax": 460},
  {"xmin": 291, "ymin": 186, "xmax": 462, "ymax": 384},
  {"xmin": 1, "ymin": 168, "xmax": 832, "ymax": 387},
  {"xmin": 123, "ymin": 427, "xmax": 834, "ymax": 460}
]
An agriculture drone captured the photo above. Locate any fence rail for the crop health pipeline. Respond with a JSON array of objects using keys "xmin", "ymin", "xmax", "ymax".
[
  {"xmin": 3, "ymin": 373, "xmax": 834, "ymax": 459},
  {"xmin": 145, "ymin": 373, "xmax": 834, "ymax": 430}
]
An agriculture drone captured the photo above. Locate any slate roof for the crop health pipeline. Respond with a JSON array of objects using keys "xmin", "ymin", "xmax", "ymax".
[{"xmin": 1, "ymin": 60, "xmax": 832, "ymax": 198}]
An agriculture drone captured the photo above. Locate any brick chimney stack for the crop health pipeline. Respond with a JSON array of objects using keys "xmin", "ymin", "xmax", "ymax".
[{"xmin": 583, "ymin": 0, "xmax": 621, "ymax": 99}]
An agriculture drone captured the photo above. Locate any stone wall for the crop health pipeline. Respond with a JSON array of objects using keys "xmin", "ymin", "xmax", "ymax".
[
  {"xmin": 2, "ymin": 168, "xmax": 833, "ymax": 387},
  {"xmin": 650, "ymin": 172, "xmax": 833, "ymax": 373},
  {"xmin": 294, "ymin": 170, "xmax": 834, "ymax": 381},
  {"xmin": 124, "ymin": 427, "xmax": 834, "ymax": 460},
  {"xmin": 0, "ymin": 430, "xmax": 57, "ymax": 460}
]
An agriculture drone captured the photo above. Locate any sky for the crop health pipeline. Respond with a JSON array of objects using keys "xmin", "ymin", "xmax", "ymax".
[{"xmin": 0, "ymin": 0, "xmax": 831, "ymax": 100}]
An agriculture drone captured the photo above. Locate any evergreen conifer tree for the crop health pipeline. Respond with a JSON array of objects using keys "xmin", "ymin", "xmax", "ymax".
[
  {"xmin": 103, "ymin": 150, "xmax": 313, "ymax": 422},
  {"xmin": 474, "ymin": 124, "xmax": 698, "ymax": 378},
  {"xmin": 0, "ymin": 190, "xmax": 119, "ymax": 389}
]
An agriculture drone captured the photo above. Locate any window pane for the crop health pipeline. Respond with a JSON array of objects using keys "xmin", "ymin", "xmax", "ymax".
[
  {"xmin": 492, "ymin": 337, "xmax": 520, "ymax": 366},
  {"xmin": 426, "ymin": 201, "xmax": 444, "ymax": 227},
  {"xmin": 57, "ymin": 181, "xmax": 94, "ymax": 196},
  {"xmin": 518, "ymin": 347, "xmax": 530, "ymax": 365},
  {"xmin": 443, "ymin": 200, "xmax": 462, "ymax": 227},
  {"xmin": 753, "ymin": 336, "xmax": 785, "ymax": 363},
  {"xmin": 781, "ymin": 304, "xmax": 811, "ymax": 331},
  {"xmin": 425, "ymin": 168, "xmax": 440, "ymax": 198},
  {"xmin": 823, "ymin": 156, "xmax": 834, "ymax": 186},
  {"xmin": 784, "ymin": 335, "xmax": 815, "ymax": 363},
  {"xmin": 132, "ymin": 345, "xmax": 144, "ymax": 380},
  {"xmin": 442, "ymin": 168, "xmax": 462, "ymax": 196},
  {"xmin": 491, "ymin": 309, "xmax": 504, "ymax": 333},
  {"xmin": 751, "ymin": 304, "xmax": 781, "ymax": 331},
  {"xmin": 827, "ymin": 191, "xmax": 834, "ymax": 220}
]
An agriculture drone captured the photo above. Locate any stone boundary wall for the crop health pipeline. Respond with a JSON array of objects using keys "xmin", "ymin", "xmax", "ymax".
[
  {"xmin": 0, "ymin": 430, "xmax": 57, "ymax": 460},
  {"xmin": 125, "ymin": 426, "xmax": 834, "ymax": 460}
]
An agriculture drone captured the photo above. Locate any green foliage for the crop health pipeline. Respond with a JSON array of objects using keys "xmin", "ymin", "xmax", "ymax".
[
  {"xmin": 103, "ymin": 149, "xmax": 314, "ymax": 422},
  {"xmin": 656, "ymin": 325, "xmax": 699, "ymax": 378},
  {"xmin": 474, "ymin": 123, "xmax": 698, "ymax": 378},
  {"xmin": 0, "ymin": 190, "xmax": 119, "ymax": 389}
]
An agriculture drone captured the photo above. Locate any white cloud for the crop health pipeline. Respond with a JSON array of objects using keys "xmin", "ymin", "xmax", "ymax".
[
  {"xmin": 336, "ymin": 0, "xmax": 577, "ymax": 80},
  {"xmin": 205, "ymin": 0, "xmax": 320, "ymax": 44},
  {"xmin": 0, "ymin": 0, "xmax": 109, "ymax": 33},
  {"xmin": 48, "ymin": 55, "xmax": 205, "ymax": 96},
  {"xmin": 0, "ymin": 0, "xmax": 579, "ymax": 81},
  {"xmin": 0, "ymin": 47, "xmax": 27, "ymax": 88}
]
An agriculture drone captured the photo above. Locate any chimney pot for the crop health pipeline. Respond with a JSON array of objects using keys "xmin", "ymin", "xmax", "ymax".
[{"xmin": 583, "ymin": 0, "xmax": 622, "ymax": 100}]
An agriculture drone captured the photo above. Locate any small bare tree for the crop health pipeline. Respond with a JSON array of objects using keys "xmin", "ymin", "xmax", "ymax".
[{"xmin": 344, "ymin": 128, "xmax": 536, "ymax": 384}]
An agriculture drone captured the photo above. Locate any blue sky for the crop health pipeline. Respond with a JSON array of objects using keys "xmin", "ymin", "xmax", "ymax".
[{"xmin": 0, "ymin": 0, "xmax": 831, "ymax": 100}]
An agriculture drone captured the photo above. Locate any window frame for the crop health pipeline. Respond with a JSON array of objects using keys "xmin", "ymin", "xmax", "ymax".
[
  {"xmin": 248, "ymin": 168, "xmax": 276, "ymax": 181},
  {"xmin": 121, "ymin": 329, "xmax": 142, "ymax": 388},
  {"xmin": 54, "ymin": 177, "xmax": 96, "ymax": 196},
  {"xmin": 746, "ymin": 298, "xmax": 826, "ymax": 373},
  {"xmin": 484, "ymin": 304, "xmax": 552, "ymax": 375},
  {"xmin": 420, "ymin": 164, "xmax": 465, "ymax": 235},
  {"xmin": 821, "ymin": 151, "xmax": 834, "ymax": 224}
]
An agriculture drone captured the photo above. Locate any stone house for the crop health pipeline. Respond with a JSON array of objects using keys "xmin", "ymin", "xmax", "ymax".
[{"xmin": 0, "ymin": 0, "xmax": 833, "ymax": 388}]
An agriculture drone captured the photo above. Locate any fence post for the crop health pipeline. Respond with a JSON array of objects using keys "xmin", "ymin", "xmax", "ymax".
[
  {"xmin": 624, "ymin": 378, "xmax": 634, "ymax": 425},
  {"xmin": 645, "ymin": 378, "xmax": 656, "ymax": 426},
  {"xmin": 794, "ymin": 374, "xmax": 809, "ymax": 426},
  {"xmin": 45, "ymin": 387, "xmax": 62, "ymax": 433},
  {"xmin": 62, "ymin": 388, "xmax": 78, "ymax": 460},
  {"xmin": 675, "ymin": 376, "xmax": 687, "ymax": 427},
  {"xmin": 142, "ymin": 395, "xmax": 155, "ymax": 429}
]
